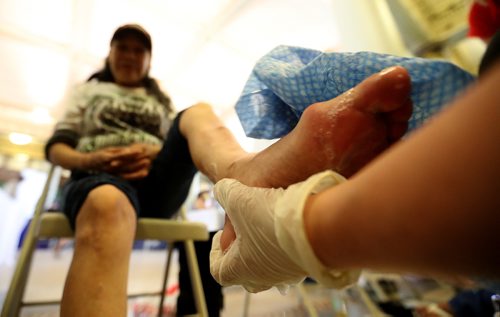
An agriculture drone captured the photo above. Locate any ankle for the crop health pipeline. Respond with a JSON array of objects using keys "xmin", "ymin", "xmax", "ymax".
[{"xmin": 224, "ymin": 153, "xmax": 254, "ymax": 182}]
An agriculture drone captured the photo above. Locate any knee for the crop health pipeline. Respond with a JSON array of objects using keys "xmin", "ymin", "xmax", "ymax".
[{"xmin": 75, "ymin": 185, "xmax": 136, "ymax": 242}]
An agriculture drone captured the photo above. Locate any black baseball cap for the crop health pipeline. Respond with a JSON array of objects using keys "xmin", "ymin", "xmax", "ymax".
[{"xmin": 111, "ymin": 24, "xmax": 152, "ymax": 51}]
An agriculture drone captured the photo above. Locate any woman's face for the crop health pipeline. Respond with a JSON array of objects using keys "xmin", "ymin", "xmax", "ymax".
[{"xmin": 108, "ymin": 35, "xmax": 151, "ymax": 87}]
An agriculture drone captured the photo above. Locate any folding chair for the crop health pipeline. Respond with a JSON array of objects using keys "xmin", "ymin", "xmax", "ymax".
[{"xmin": 1, "ymin": 165, "xmax": 209, "ymax": 317}]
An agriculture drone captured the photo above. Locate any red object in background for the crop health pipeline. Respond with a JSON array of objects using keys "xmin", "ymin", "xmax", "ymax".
[{"xmin": 469, "ymin": 0, "xmax": 500, "ymax": 40}]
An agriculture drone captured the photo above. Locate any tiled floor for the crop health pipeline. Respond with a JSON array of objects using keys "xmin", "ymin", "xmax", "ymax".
[{"xmin": 0, "ymin": 248, "xmax": 351, "ymax": 317}]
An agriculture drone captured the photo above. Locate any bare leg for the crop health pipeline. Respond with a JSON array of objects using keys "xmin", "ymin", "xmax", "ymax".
[
  {"xmin": 60, "ymin": 185, "xmax": 136, "ymax": 317},
  {"xmin": 180, "ymin": 66, "xmax": 412, "ymax": 250}
]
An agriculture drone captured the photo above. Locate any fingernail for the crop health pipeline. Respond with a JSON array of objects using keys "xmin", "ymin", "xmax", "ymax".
[{"xmin": 380, "ymin": 66, "xmax": 398, "ymax": 76}]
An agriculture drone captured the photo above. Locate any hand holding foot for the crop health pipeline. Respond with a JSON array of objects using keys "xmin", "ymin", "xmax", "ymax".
[{"xmin": 211, "ymin": 171, "xmax": 358, "ymax": 292}]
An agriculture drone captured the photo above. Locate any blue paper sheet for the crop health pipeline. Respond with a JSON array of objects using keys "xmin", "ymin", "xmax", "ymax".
[{"xmin": 235, "ymin": 46, "xmax": 476, "ymax": 139}]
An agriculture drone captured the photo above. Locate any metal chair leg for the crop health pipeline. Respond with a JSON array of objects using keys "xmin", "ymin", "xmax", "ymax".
[
  {"xmin": 242, "ymin": 290, "xmax": 251, "ymax": 317},
  {"xmin": 184, "ymin": 239, "xmax": 208, "ymax": 317},
  {"xmin": 1, "ymin": 167, "xmax": 56, "ymax": 317},
  {"xmin": 0, "ymin": 223, "xmax": 38, "ymax": 317},
  {"xmin": 157, "ymin": 245, "xmax": 175, "ymax": 317},
  {"xmin": 297, "ymin": 283, "xmax": 318, "ymax": 317}
]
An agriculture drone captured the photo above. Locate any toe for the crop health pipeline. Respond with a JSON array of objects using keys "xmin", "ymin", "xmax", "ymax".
[
  {"xmin": 387, "ymin": 98, "xmax": 413, "ymax": 142},
  {"xmin": 352, "ymin": 66, "xmax": 412, "ymax": 113}
]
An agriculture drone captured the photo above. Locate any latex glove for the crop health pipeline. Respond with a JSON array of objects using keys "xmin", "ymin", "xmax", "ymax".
[{"xmin": 210, "ymin": 170, "xmax": 361, "ymax": 293}]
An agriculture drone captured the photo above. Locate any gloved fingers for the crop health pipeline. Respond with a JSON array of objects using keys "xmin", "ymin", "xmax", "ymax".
[
  {"xmin": 213, "ymin": 178, "xmax": 282, "ymax": 232},
  {"xmin": 211, "ymin": 230, "xmax": 271, "ymax": 291},
  {"xmin": 212, "ymin": 228, "xmax": 308, "ymax": 290},
  {"xmin": 209, "ymin": 230, "xmax": 225, "ymax": 284},
  {"xmin": 212, "ymin": 178, "xmax": 310, "ymax": 292},
  {"xmin": 213, "ymin": 179, "xmax": 248, "ymax": 240},
  {"xmin": 213, "ymin": 178, "xmax": 240, "ymax": 212},
  {"xmin": 213, "ymin": 178, "xmax": 254, "ymax": 226},
  {"xmin": 210, "ymin": 230, "xmax": 253, "ymax": 287}
]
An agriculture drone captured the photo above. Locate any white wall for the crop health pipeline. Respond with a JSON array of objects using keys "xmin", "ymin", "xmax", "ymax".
[{"xmin": 330, "ymin": 0, "xmax": 409, "ymax": 55}]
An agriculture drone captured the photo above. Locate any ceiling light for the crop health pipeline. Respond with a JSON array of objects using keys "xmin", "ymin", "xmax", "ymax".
[
  {"xmin": 8, "ymin": 132, "xmax": 33, "ymax": 145},
  {"xmin": 13, "ymin": 153, "xmax": 30, "ymax": 162}
]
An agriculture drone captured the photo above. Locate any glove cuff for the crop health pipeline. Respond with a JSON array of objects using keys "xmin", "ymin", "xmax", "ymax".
[{"xmin": 274, "ymin": 170, "xmax": 361, "ymax": 288}]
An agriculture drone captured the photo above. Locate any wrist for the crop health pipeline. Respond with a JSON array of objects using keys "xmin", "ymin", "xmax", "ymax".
[
  {"xmin": 303, "ymin": 190, "xmax": 344, "ymax": 270},
  {"xmin": 303, "ymin": 194, "xmax": 325, "ymax": 264},
  {"xmin": 77, "ymin": 152, "xmax": 92, "ymax": 170},
  {"xmin": 275, "ymin": 170, "xmax": 360, "ymax": 288},
  {"xmin": 148, "ymin": 144, "xmax": 161, "ymax": 159}
]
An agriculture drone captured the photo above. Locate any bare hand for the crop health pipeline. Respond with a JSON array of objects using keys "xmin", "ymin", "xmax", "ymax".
[
  {"xmin": 81, "ymin": 147, "xmax": 130, "ymax": 171},
  {"xmin": 82, "ymin": 143, "xmax": 161, "ymax": 180}
]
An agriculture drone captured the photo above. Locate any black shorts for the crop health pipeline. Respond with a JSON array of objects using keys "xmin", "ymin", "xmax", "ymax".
[{"xmin": 60, "ymin": 111, "xmax": 198, "ymax": 229}]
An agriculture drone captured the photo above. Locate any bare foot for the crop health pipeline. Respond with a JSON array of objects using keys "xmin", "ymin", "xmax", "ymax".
[
  {"xmin": 228, "ymin": 66, "xmax": 412, "ymax": 186},
  {"xmin": 220, "ymin": 66, "xmax": 412, "ymax": 250}
]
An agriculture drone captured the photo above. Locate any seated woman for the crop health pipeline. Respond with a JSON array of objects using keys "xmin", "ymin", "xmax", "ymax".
[{"xmin": 45, "ymin": 24, "xmax": 224, "ymax": 317}]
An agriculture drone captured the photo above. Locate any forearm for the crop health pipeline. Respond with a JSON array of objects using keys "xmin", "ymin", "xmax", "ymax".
[
  {"xmin": 48, "ymin": 143, "xmax": 88, "ymax": 170},
  {"xmin": 304, "ymin": 64, "xmax": 500, "ymax": 278}
]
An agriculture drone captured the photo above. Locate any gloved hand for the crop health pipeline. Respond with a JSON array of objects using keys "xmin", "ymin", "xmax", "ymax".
[{"xmin": 210, "ymin": 170, "xmax": 361, "ymax": 293}]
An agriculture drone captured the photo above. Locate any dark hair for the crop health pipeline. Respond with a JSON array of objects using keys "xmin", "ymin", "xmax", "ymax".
[{"xmin": 87, "ymin": 60, "xmax": 174, "ymax": 114}]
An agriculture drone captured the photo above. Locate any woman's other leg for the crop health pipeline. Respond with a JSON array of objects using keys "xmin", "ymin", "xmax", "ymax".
[{"xmin": 60, "ymin": 185, "xmax": 137, "ymax": 317}]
